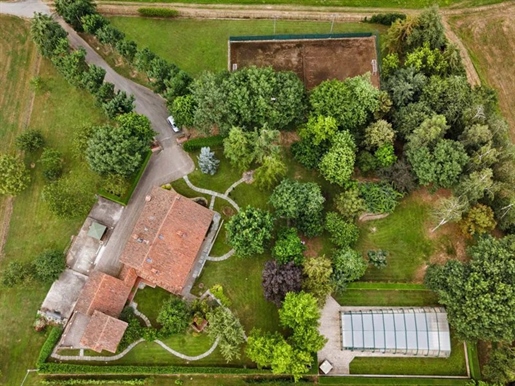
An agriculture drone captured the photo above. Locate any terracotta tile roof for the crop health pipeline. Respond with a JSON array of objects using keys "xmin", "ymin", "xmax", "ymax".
[
  {"xmin": 74, "ymin": 271, "xmax": 131, "ymax": 317},
  {"xmin": 80, "ymin": 310, "xmax": 128, "ymax": 353},
  {"xmin": 120, "ymin": 187, "xmax": 214, "ymax": 294},
  {"xmin": 119, "ymin": 265, "xmax": 138, "ymax": 288}
]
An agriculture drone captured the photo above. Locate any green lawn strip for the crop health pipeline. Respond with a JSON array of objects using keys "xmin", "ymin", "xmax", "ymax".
[
  {"xmin": 349, "ymin": 336, "xmax": 467, "ymax": 376},
  {"xmin": 1, "ymin": 55, "xmax": 107, "ymax": 385},
  {"xmin": 347, "ymin": 282, "xmax": 428, "ymax": 290},
  {"xmin": 102, "ymin": 0, "xmax": 505, "ymax": 9},
  {"xmin": 357, "ymin": 194, "xmax": 433, "ymax": 282},
  {"xmin": 108, "ymin": 18, "xmax": 386, "ymax": 76},
  {"xmin": 318, "ymin": 377, "xmax": 470, "ymax": 385},
  {"xmin": 133, "ymin": 286, "xmax": 171, "ymax": 326},
  {"xmin": 466, "ymin": 341, "xmax": 481, "ymax": 380},
  {"xmin": 335, "ymin": 289, "xmax": 439, "ymax": 307}
]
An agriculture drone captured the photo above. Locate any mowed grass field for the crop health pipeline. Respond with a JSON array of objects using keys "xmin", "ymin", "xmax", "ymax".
[
  {"xmin": 0, "ymin": 15, "xmax": 106, "ymax": 386},
  {"xmin": 102, "ymin": 0, "xmax": 506, "ymax": 8},
  {"xmin": 447, "ymin": 4, "xmax": 515, "ymax": 139},
  {"xmin": 108, "ymin": 18, "xmax": 386, "ymax": 76}
]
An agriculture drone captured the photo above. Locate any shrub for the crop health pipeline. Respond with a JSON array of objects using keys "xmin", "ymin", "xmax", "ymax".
[
  {"xmin": 101, "ymin": 174, "xmax": 130, "ymax": 197},
  {"xmin": 16, "ymin": 130, "xmax": 44, "ymax": 152},
  {"xmin": 210, "ymin": 284, "xmax": 231, "ymax": 307},
  {"xmin": 157, "ymin": 297, "xmax": 191, "ymax": 337},
  {"xmin": 262, "ymin": 260, "xmax": 302, "ymax": 307},
  {"xmin": 364, "ymin": 13, "xmax": 406, "ymax": 26},
  {"xmin": 40, "ymin": 148, "xmax": 64, "ymax": 181},
  {"xmin": 197, "ymin": 147, "xmax": 220, "ymax": 175},
  {"xmin": 359, "ymin": 182, "xmax": 402, "ymax": 214},
  {"xmin": 34, "ymin": 249, "xmax": 65, "ymax": 283},
  {"xmin": 183, "ymin": 135, "xmax": 223, "ymax": 152},
  {"xmin": 138, "ymin": 8, "xmax": 179, "ymax": 18},
  {"xmin": 332, "ymin": 247, "xmax": 367, "ymax": 291},
  {"xmin": 272, "ymin": 228, "xmax": 305, "ymax": 265},
  {"xmin": 367, "ymin": 249, "xmax": 388, "ymax": 269},
  {"xmin": 1, "ymin": 261, "xmax": 35, "ymax": 287},
  {"xmin": 325, "ymin": 212, "xmax": 359, "ymax": 247}
]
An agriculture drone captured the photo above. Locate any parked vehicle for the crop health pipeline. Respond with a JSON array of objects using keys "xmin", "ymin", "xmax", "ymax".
[{"xmin": 166, "ymin": 115, "xmax": 180, "ymax": 133}]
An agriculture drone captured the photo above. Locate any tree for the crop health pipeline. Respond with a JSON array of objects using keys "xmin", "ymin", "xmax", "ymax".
[
  {"xmin": 483, "ymin": 345, "xmax": 515, "ymax": 384},
  {"xmin": 101, "ymin": 90, "xmax": 135, "ymax": 118},
  {"xmin": 384, "ymin": 67, "xmax": 427, "ymax": 109},
  {"xmin": 377, "ymin": 158, "xmax": 417, "ymax": 194},
  {"xmin": 325, "ymin": 212, "xmax": 359, "ymax": 247},
  {"xmin": 319, "ymin": 131, "xmax": 356, "ymax": 187},
  {"xmin": 363, "ymin": 120, "xmax": 395, "ymax": 150},
  {"xmin": 157, "ymin": 297, "xmax": 191, "ymax": 337},
  {"xmin": 80, "ymin": 64, "xmax": 106, "ymax": 94},
  {"xmin": 86, "ymin": 113, "xmax": 153, "ymax": 177},
  {"xmin": 290, "ymin": 137, "xmax": 326, "ymax": 169},
  {"xmin": 223, "ymin": 127, "xmax": 256, "ymax": 171},
  {"xmin": 15, "ymin": 130, "xmax": 45, "ymax": 152},
  {"xmin": 52, "ymin": 45, "xmax": 89, "ymax": 88},
  {"xmin": 253, "ymin": 128, "xmax": 281, "ymax": 164},
  {"xmin": 392, "ymin": 101, "xmax": 434, "ymax": 139},
  {"xmin": 310, "ymin": 75, "xmax": 380, "ymax": 133},
  {"xmin": 425, "ymin": 235, "xmax": 515, "ymax": 342},
  {"xmin": 226, "ymin": 206, "xmax": 274, "ymax": 258},
  {"xmin": 431, "ymin": 196, "xmax": 468, "ymax": 232},
  {"xmin": 334, "ymin": 186, "xmax": 366, "ymax": 221},
  {"xmin": 134, "ymin": 47, "xmax": 157, "ymax": 73},
  {"xmin": 95, "ymin": 82, "xmax": 115, "ymax": 104},
  {"xmin": 405, "ymin": 42, "xmax": 449, "ymax": 77},
  {"xmin": 81, "ymin": 13, "xmax": 108, "ymax": 35},
  {"xmin": 206, "ymin": 307, "xmax": 245, "ymax": 362},
  {"xmin": 299, "ymin": 115, "xmax": 338, "ymax": 146},
  {"xmin": 42, "ymin": 176, "xmax": 95, "ymax": 218},
  {"xmin": 375, "ymin": 144, "xmax": 397, "ymax": 168},
  {"xmin": 269, "ymin": 179, "xmax": 325, "ymax": 237},
  {"xmin": 34, "ymin": 249, "xmax": 65, "ymax": 283},
  {"xmin": 116, "ymin": 39, "xmax": 138, "ymax": 63},
  {"xmin": 163, "ymin": 70, "xmax": 192, "ymax": 105},
  {"xmin": 459, "ymin": 204, "xmax": 496, "ymax": 238},
  {"xmin": 40, "ymin": 148, "xmax": 64, "ymax": 181},
  {"xmin": 197, "ymin": 147, "xmax": 219, "ymax": 175},
  {"xmin": 303, "ymin": 255, "xmax": 333, "ymax": 306},
  {"xmin": 95, "ymin": 24, "xmax": 125, "ymax": 47},
  {"xmin": 147, "ymin": 57, "xmax": 177, "ymax": 93},
  {"xmin": 191, "ymin": 71, "xmax": 227, "ymax": 135},
  {"xmin": 272, "ymin": 228, "xmax": 305, "ymax": 265},
  {"xmin": 54, "ymin": 0, "xmax": 96, "ymax": 31},
  {"xmin": 30, "ymin": 13, "xmax": 68, "ymax": 58},
  {"xmin": 405, "ymin": 6, "xmax": 446, "ymax": 52},
  {"xmin": 170, "ymin": 95, "xmax": 195, "ymax": 128},
  {"xmin": 332, "ymin": 247, "xmax": 367, "ymax": 291},
  {"xmin": 1, "ymin": 261, "xmax": 35, "ymax": 287},
  {"xmin": 253, "ymin": 154, "xmax": 287, "ymax": 190},
  {"xmin": 0, "ymin": 154, "xmax": 30, "ymax": 196},
  {"xmin": 279, "ymin": 291, "xmax": 320, "ymax": 331},
  {"xmin": 262, "ymin": 260, "xmax": 303, "ymax": 307},
  {"xmin": 455, "ymin": 168, "xmax": 497, "ymax": 205}
]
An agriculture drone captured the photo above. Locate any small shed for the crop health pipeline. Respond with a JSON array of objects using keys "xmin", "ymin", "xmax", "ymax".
[{"xmin": 87, "ymin": 221, "xmax": 107, "ymax": 241}]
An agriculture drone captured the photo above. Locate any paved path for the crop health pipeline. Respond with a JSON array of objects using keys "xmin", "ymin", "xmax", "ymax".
[
  {"xmin": 155, "ymin": 337, "xmax": 220, "ymax": 361},
  {"xmin": 131, "ymin": 303, "xmax": 152, "ymax": 327},
  {"xmin": 51, "ymin": 338, "xmax": 145, "ymax": 362},
  {"xmin": 206, "ymin": 249, "xmax": 235, "ymax": 262},
  {"xmin": 183, "ymin": 175, "xmax": 240, "ymax": 211}
]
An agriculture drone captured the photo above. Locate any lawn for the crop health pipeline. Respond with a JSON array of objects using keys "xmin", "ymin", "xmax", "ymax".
[
  {"xmin": 108, "ymin": 18, "xmax": 387, "ymax": 76},
  {"xmin": 349, "ymin": 336, "xmax": 468, "ymax": 376},
  {"xmin": 447, "ymin": 5, "xmax": 515, "ymax": 139},
  {"xmin": 0, "ymin": 16, "xmax": 107, "ymax": 386},
  {"xmin": 335, "ymin": 288, "xmax": 439, "ymax": 307},
  {"xmin": 133, "ymin": 286, "xmax": 172, "ymax": 325},
  {"xmin": 356, "ymin": 193, "xmax": 434, "ymax": 282},
  {"xmin": 102, "ymin": 0, "xmax": 506, "ymax": 9}
]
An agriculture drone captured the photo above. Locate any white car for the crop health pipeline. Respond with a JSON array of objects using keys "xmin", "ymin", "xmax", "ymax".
[{"xmin": 167, "ymin": 115, "xmax": 180, "ymax": 133}]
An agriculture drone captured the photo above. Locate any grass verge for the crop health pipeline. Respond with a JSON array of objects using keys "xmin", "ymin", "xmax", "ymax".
[{"xmin": 335, "ymin": 288, "xmax": 439, "ymax": 307}]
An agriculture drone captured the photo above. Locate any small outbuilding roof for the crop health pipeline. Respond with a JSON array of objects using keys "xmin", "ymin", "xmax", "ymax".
[
  {"xmin": 80, "ymin": 310, "xmax": 128, "ymax": 353},
  {"xmin": 87, "ymin": 221, "xmax": 107, "ymax": 240}
]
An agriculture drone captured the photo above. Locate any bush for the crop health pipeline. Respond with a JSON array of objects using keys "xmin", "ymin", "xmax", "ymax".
[
  {"xmin": 37, "ymin": 327, "xmax": 63, "ymax": 366},
  {"xmin": 325, "ymin": 212, "xmax": 359, "ymax": 248},
  {"xmin": 364, "ymin": 13, "xmax": 406, "ymax": 26},
  {"xmin": 197, "ymin": 147, "xmax": 220, "ymax": 175},
  {"xmin": 272, "ymin": 228, "xmax": 305, "ymax": 265},
  {"xmin": 40, "ymin": 148, "xmax": 64, "ymax": 181},
  {"xmin": 101, "ymin": 174, "xmax": 130, "ymax": 197},
  {"xmin": 367, "ymin": 249, "xmax": 388, "ymax": 269},
  {"xmin": 157, "ymin": 297, "xmax": 191, "ymax": 337},
  {"xmin": 34, "ymin": 249, "xmax": 65, "ymax": 283},
  {"xmin": 1, "ymin": 261, "xmax": 35, "ymax": 287},
  {"xmin": 359, "ymin": 182, "xmax": 402, "ymax": 214},
  {"xmin": 183, "ymin": 135, "xmax": 223, "ymax": 152},
  {"xmin": 210, "ymin": 284, "xmax": 231, "ymax": 307},
  {"xmin": 42, "ymin": 380, "xmax": 146, "ymax": 385},
  {"xmin": 138, "ymin": 8, "xmax": 179, "ymax": 18},
  {"xmin": 16, "ymin": 130, "xmax": 45, "ymax": 152}
]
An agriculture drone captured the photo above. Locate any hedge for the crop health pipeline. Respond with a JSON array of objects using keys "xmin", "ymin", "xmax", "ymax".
[
  {"xmin": 138, "ymin": 8, "xmax": 179, "ymax": 18},
  {"xmin": 98, "ymin": 150, "xmax": 152, "ymax": 206},
  {"xmin": 42, "ymin": 379, "xmax": 145, "ymax": 385},
  {"xmin": 39, "ymin": 363, "xmax": 270, "ymax": 375},
  {"xmin": 363, "ymin": 13, "xmax": 407, "ymax": 26},
  {"xmin": 37, "ymin": 327, "xmax": 63, "ymax": 367},
  {"xmin": 183, "ymin": 135, "xmax": 224, "ymax": 152}
]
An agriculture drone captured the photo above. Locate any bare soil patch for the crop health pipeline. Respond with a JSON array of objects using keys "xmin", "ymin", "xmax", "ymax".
[{"xmin": 229, "ymin": 36, "xmax": 379, "ymax": 89}]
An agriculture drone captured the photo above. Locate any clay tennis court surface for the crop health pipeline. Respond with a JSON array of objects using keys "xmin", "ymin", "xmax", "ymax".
[{"xmin": 229, "ymin": 36, "xmax": 379, "ymax": 89}]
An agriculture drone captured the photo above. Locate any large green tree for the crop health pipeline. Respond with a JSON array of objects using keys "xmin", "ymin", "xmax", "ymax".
[
  {"xmin": 34, "ymin": 249, "xmax": 65, "ymax": 283},
  {"xmin": 319, "ymin": 131, "xmax": 356, "ymax": 187},
  {"xmin": 225, "ymin": 206, "xmax": 274, "ymax": 257},
  {"xmin": 310, "ymin": 75, "xmax": 380, "ymax": 134},
  {"xmin": 425, "ymin": 235, "xmax": 515, "ymax": 342},
  {"xmin": 302, "ymin": 255, "xmax": 333, "ymax": 306},
  {"xmin": 54, "ymin": 0, "xmax": 96, "ymax": 31},
  {"xmin": 0, "ymin": 154, "xmax": 30, "ymax": 196},
  {"xmin": 157, "ymin": 297, "xmax": 191, "ymax": 337},
  {"xmin": 86, "ymin": 113, "xmax": 154, "ymax": 176},
  {"xmin": 30, "ymin": 13, "xmax": 68, "ymax": 58},
  {"xmin": 206, "ymin": 307, "xmax": 245, "ymax": 362},
  {"xmin": 42, "ymin": 176, "xmax": 95, "ymax": 218}
]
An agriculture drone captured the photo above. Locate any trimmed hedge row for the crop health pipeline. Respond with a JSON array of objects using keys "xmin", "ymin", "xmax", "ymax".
[
  {"xmin": 183, "ymin": 135, "xmax": 224, "ymax": 152},
  {"xmin": 39, "ymin": 363, "xmax": 270, "ymax": 375},
  {"xmin": 138, "ymin": 8, "xmax": 179, "ymax": 18},
  {"xmin": 37, "ymin": 327, "xmax": 63, "ymax": 367},
  {"xmin": 42, "ymin": 379, "xmax": 145, "ymax": 385}
]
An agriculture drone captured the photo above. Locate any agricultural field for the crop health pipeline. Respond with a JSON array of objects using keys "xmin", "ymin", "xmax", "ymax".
[
  {"xmin": 0, "ymin": 15, "xmax": 106, "ymax": 386},
  {"xmin": 447, "ymin": 3, "xmax": 515, "ymax": 139},
  {"xmin": 108, "ymin": 18, "xmax": 387, "ymax": 76}
]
